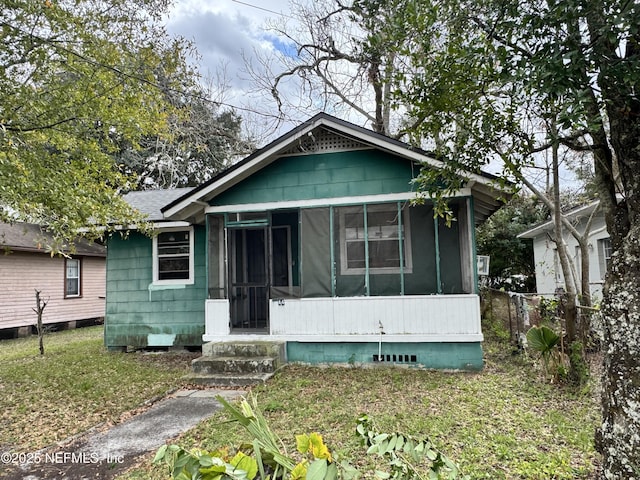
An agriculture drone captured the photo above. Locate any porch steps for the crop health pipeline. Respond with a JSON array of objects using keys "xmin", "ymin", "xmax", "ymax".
[{"xmin": 187, "ymin": 341, "xmax": 286, "ymax": 387}]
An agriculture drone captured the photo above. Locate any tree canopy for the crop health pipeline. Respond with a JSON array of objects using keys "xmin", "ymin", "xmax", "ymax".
[
  {"xmin": 367, "ymin": 0, "xmax": 639, "ymax": 475},
  {"xmin": 118, "ymin": 87, "xmax": 253, "ymax": 190},
  {"xmin": 249, "ymin": 0, "xmax": 407, "ymax": 135},
  {"xmin": 254, "ymin": 0, "xmax": 639, "ymax": 473},
  {"xmin": 0, "ymin": 0, "xmax": 198, "ymax": 249}
]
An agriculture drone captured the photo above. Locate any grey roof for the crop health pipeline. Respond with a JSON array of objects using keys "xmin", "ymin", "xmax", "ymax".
[
  {"xmin": 0, "ymin": 222, "xmax": 106, "ymax": 257},
  {"xmin": 517, "ymin": 200, "xmax": 601, "ymax": 239},
  {"xmin": 123, "ymin": 188, "xmax": 194, "ymax": 221}
]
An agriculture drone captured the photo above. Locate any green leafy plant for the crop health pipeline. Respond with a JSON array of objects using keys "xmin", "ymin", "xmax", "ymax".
[
  {"xmin": 538, "ymin": 298, "xmax": 560, "ymax": 324},
  {"xmin": 355, "ymin": 414, "xmax": 469, "ymax": 480},
  {"xmin": 526, "ymin": 325, "xmax": 560, "ymax": 355},
  {"xmin": 153, "ymin": 445, "xmax": 258, "ymax": 480},
  {"xmin": 526, "ymin": 325, "xmax": 567, "ymax": 381},
  {"xmin": 154, "ymin": 395, "xmax": 467, "ymax": 480}
]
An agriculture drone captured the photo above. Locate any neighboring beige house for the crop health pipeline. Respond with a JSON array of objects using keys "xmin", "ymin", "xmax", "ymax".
[
  {"xmin": 0, "ymin": 222, "xmax": 106, "ymax": 336},
  {"xmin": 517, "ymin": 201, "xmax": 611, "ymax": 301}
]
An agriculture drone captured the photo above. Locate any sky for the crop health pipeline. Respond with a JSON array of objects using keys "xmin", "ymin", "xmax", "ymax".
[
  {"xmin": 164, "ymin": 0, "xmax": 300, "ymax": 141},
  {"xmin": 162, "ymin": 1, "xmax": 581, "ymax": 189}
]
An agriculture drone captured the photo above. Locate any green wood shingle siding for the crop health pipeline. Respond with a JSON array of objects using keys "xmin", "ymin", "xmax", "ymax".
[
  {"xmin": 211, "ymin": 150, "xmax": 416, "ymax": 206},
  {"xmin": 104, "ymin": 228, "xmax": 207, "ymax": 348}
]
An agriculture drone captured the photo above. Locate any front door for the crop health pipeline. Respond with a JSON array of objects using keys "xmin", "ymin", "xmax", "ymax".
[{"xmin": 229, "ymin": 228, "xmax": 268, "ymax": 331}]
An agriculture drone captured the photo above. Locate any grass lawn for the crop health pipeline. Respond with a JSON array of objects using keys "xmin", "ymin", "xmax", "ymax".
[
  {"xmin": 123, "ymin": 344, "xmax": 601, "ymax": 480},
  {"xmin": 0, "ymin": 325, "xmax": 601, "ymax": 479},
  {"xmin": 0, "ymin": 326, "xmax": 196, "ymax": 452}
]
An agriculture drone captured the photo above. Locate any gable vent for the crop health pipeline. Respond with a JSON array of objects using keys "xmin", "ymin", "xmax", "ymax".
[
  {"xmin": 282, "ymin": 128, "xmax": 367, "ymax": 155},
  {"xmin": 373, "ymin": 354, "xmax": 417, "ymax": 363}
]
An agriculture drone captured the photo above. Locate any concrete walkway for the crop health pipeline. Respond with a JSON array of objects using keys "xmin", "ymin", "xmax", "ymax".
[{"xmin": 4, "ymin": 389, "xmax": 246, "ymax": 480}]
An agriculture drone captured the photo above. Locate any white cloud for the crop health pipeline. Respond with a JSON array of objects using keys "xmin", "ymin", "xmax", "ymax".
[{"xmin": 165, "ymin": 0, "xmax": 299, "ymax": 139}]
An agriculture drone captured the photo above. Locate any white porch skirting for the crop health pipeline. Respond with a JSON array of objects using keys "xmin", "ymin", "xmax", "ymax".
[{"xmin": 203, "ymin": 294, "xmax": 483, "ymax": 343}]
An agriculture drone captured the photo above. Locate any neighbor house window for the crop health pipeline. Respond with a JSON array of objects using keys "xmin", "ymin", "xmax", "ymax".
[
  {"xmin": 339, "ymin": 204, "xmax": 412, "ymax": 275},
  {"xmin": 153, "ymin": 227, "xmax": 194, "ymax": 284},
  {"xmin": 598, "ymin": 238, "xmax": 612, "ymax": 279},
  {"xmin": 65, "ymin": 258, "xmax": 81, "ymax": 298}
]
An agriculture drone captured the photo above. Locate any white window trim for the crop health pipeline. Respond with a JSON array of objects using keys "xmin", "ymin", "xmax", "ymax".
[
  {"xmin": 339, "ymin": 204, "xmax": 413, "ymax": 276},
  {"xmin": 65, "ymin": 258, "xmax": 81, "ymax": 298},
  {"xmin": 152, "ymin": 226, "xmax": 195, "ymax": 285},
  {"xmin": 598, "ymin": 237, "xmax": 612, "ymax": 280}
]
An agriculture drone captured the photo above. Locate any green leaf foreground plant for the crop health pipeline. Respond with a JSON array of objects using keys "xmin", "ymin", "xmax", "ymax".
[
  {"xmin": 526, "ymin": 325, "xmax": 567, "ymax": 381},
  {"xmin": 355, "ymin": 414, "xmax": 469, "ymax": 480},
  {"xmin": 154, "ymin": 395, "xmax": 467, "ymax": 480},
  {"xmin": 526, "ymin": 325, "xmax": 560, "ymax": 356}
]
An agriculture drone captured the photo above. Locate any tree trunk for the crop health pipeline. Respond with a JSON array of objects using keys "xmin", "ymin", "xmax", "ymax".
[
  {"xmin": 33, "ymin": 289, "xmax": 47, "ymax": 356},
  {"xmin": 575, "ymin": 237, "xmax": 592, "ymax": 345},
  {"xmin": 550, "ymin": 126, "xmax": 578, "ymax": 344},
  {"xmin": 590, "ymin": 4, "xmax": 640, "ymax": 468},
  {"xmin": 598, "ymin": 223, "xmax": 640, "ymax": 477},
  {"xmin": 369, "ymin": 59, "xmax": 386, "ymax": 135}
]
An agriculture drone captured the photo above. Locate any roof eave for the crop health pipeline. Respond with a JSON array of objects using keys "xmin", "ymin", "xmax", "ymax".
[
  {"xmin": 517, "ymin": 200, "xmax": 601, "ymax": 239},
  {"xmin": 2, "ymin": 245, "xmax": 106, "ymax": 257}
]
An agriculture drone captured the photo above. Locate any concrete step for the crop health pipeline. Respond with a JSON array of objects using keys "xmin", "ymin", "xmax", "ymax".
[
  {"xmin": 191, "ymin": 355, "xmax": 279, "ymax": 375},
  {"xmin": 185, "ymin": 372, "xmax": 276, "ymax": 387},
  {"xmin": 202, "ymin": 341, "xmax": 286, "ymax": 359}
]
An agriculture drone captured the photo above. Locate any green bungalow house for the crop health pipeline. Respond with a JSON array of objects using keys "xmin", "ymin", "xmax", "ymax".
[{"xmin": 105, "ymin": 113, "xmax": 507, "ymax": 370}]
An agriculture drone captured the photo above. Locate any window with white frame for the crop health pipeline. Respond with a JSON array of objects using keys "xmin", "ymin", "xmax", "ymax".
[
  {"xmin": 153, "ymin": 228, "xmax": 194, "ymax": 284},
  {"xmin": 340, "ymin": 204, "xmax": 412, "ymax": 275},
  {"xmin": 65, "ymin": 258, "xmax": 81, "ymax": 297},
  {"xmin": 598, "ymin": 238, "xmax": 612, "ymax": 279}
]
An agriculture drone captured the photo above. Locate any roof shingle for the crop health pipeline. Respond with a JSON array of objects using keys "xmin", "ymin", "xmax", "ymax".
[
  {"xmin": 123, "ymin": 188, "xmax": 194, "ymax": 221},
  {"xmin": 0, "ymin": 222, "xmax": 106, "ymax": 256}
]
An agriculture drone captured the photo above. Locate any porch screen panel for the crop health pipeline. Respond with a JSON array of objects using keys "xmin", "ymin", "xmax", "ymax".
[
  {"xmin": 334, "ymin": 205, "xmax": 366, "ymax": 297},
  {"xmin": 369, "ymin": 274, "xmax": 401, "ymax": 296},
  {"xmin": 404, "ymin": 204, "xmax": 438, "ymax": 295},
  {"xmin": 301, "ymin": 208, "xmax": 332, "ymax": 297},
  {"xmin": 207, "ymin": 215, "xmax": 224, "ymax": 299},
  {"xmin": 438, "ymin": 203, "xmax": 463, "ymax": 293},
  {"xmin": 368, "ymin": 202, "xmax": 404, "ymax": 296},
  {"xmin": 272, "ymin": 211, "xmax": 300, "ymax": 287}
]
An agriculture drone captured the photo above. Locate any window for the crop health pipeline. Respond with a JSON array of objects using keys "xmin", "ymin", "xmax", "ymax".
[
  {"xmin": 598, "ymin": 238, "xmax": 612, "ymax": 279},
  {"xmin": 65, "ymin": 258, "xmax": 81, "ymax": 298},
  {"xmin": 340, "ymin": 204, "xmax": 412, "ymax": 274},
  {"xmin": 153, "ymin": 227, "xmax": 194, "ymax": 284}
]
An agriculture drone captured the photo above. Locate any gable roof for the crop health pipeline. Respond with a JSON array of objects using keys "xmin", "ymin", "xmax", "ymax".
[
  {"xmin": 0, "ymin": 222, "xmax": 106, "ymax": 257},
  {"xmin": 517, "ymin": 200, "xmax": 604, "ymax": 239},
  {"xmin": 160, "ymin": 113, "xmax": 508, "ymax": 223}
]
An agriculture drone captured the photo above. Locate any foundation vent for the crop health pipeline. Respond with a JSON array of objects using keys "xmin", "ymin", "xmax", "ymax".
[{"xmin": 373, "ymin": 354, "xmax": 418, "ymax": 363}]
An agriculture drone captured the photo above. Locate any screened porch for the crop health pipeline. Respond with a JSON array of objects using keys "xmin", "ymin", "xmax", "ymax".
[{"xmin": 202, "ymin": 198, "xmax": 481, "ymax": 343}]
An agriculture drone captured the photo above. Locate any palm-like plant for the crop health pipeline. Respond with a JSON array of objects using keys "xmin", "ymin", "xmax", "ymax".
[{"xmin": 526, "ymin": 325, "xmax": 562, "ymax": 378}]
